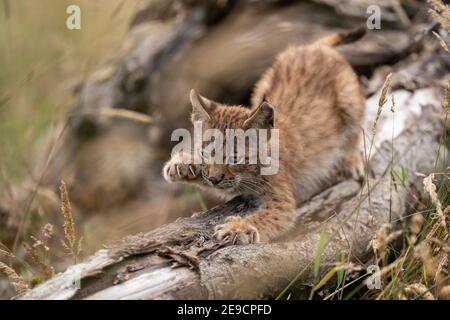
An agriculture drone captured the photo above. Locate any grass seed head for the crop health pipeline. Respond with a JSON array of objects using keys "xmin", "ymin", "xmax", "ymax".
[
  {"xmin": 0, "ymin": 261, "xmax": 29, "ymax": 294},
  {"xmin": 59, "ymin": 181, "xmax": 82, "ymax": 263},
  {"xmin": 404, "ymin": 283, "xmax": 435, "ymax": 300},
  {"xmin": 429, "ymin": 0, "xmax": 450, "ymax": 32},
  {"xmin": 42, "ymin": 223, "xmax": 54, "ymax": 239},
  {"xmin": 372, "ymin": 73, "xmax": 392, "ymax": 135}
]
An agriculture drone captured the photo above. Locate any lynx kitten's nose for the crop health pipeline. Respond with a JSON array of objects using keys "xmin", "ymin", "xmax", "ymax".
[{"xmin": 209, "ymin": 175, "xmax": 224, "ymax": 185}]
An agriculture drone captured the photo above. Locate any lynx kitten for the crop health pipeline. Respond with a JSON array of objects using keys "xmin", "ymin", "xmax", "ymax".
[{"xmin": 163, "ymin": 29, "xmax": 366, "ymax": 244}]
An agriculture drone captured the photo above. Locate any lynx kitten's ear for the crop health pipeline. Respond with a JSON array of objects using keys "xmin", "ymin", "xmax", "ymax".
[
  {"xmin": 190, "ymin": 89, "xmax": 217, "ymax": 122},
  {"xmin": 243, "ymin": 101, "xmax": 275, "ymax": 129}
]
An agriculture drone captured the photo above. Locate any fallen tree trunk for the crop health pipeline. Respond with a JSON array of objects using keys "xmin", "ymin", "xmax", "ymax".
[{"xmin": 16, "ymin": 83, "xmax": 448, "ymax": 299}]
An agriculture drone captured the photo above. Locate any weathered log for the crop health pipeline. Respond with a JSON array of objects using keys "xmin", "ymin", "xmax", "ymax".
[{"xmin": 16, "ymin": 82, "xmax": 448, "ymax": 299}]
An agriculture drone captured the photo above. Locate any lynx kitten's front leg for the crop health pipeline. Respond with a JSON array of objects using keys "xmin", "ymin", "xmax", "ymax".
[
  {"xmin": 214, "ymin": 216, "xmax": 261, "ymax": 244},
  {"xmin": 163, "ymin": 152, "xmax": 201, "ymax": 183},
  {"xmin": 214, "ymin": 205, "xmax": 296, "ymax": 244},
  {"xmin": 214, "ymin": 180, "xmax": 297, "ymax": 244}
]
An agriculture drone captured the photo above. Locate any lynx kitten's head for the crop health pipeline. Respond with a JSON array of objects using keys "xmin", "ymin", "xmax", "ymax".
[{"xmin": 189, "ymin": 89, "xmax": 275, "ymax": 196}]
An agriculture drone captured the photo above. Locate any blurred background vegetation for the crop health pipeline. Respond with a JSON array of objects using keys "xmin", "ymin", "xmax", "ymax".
[
  {"xmin": 0, "ymin": 0, "xmax": 145, "ymax": 297},
  {"xmin": 0, "ymin": 0, "xmax": 139, "ymax": 187}
]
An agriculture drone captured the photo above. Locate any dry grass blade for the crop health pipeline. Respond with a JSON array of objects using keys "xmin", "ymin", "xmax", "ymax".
[
  {"xmin": 432, "ymin": 31, "xmax": 450, "ymax": 53},
  {"xmin": 389, "ymin": 0, "xmax": 411, "ymax": 27},
  {"xmin": 0, "ymin": 248, "xmax": 15, "ymax": 258},
  {"xmin": 423, "ymin": 174, "xmax": 447, "ymax": 230},
  {"xmin": 369, "ymin": 223, "xmax": 403, "ymax": 261},
  {"xmin": 435, "ymin": 254, "xmax": 448, "ymax": 283},
  {"xmin": 97, "ymin": 107, "xmax": 153, "ymax": 124},
  {"xmin": 0, "ymin": 261, "xmax": 29, "ymax": 293}
]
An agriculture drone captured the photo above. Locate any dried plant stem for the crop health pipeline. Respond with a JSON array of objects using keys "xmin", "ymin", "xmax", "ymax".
[
  {"xmin": 367, "ymin": 73, "xmax": 393, "ymax": 255},
  {"xmin": 390, "ymin": 0, "xmax": 412, "ymax": 27},
  {"xmin": 97, "ymin": 107, "xmax": 153, "ymax": 124},
  {"xmin": 432, "ymin": 31, "xmax": 450, "ymax": 53}
]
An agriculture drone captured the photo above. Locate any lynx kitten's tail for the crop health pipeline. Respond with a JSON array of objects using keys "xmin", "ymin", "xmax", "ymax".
[{"xmin": 318, "ymin": 26, "xmax": 366, "ymax": 46}]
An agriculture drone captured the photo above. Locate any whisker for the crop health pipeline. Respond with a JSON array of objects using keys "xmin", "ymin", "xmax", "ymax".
[
  {"xmin": 239, "ymin": 181, "xmax": 264, "ymax": 195},
  {"xmin": 238, "ymin": 183, "xmax": 258, "ymax": 195},
  {"xmin": 239, "ymin": 177, "xmax": 267, "ymax": 193}
]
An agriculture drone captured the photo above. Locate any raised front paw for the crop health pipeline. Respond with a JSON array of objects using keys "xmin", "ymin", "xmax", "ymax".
[
  {"xmin": 214, "ymin": 216, "xmax": 260, "ymax": 245},
  {"xmin": 163, "ymin": 152, "xmax": 201, "ymax": 183}
]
